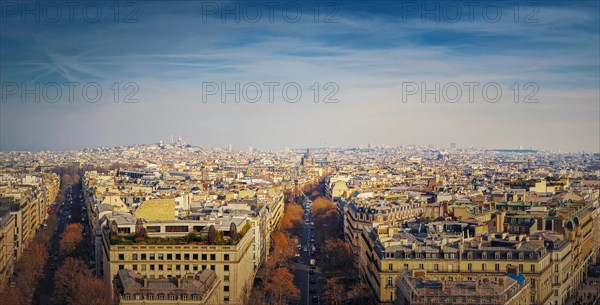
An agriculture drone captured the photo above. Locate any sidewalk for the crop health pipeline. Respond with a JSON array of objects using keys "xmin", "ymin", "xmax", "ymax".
[{"xmin": 566, "ymin": 278, "xmax": 600, "ymax": 305}]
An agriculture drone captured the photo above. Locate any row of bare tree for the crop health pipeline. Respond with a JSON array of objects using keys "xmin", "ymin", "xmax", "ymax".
[
  {"xmin": 248, "ymin": 202, "xmax": 304, "ymax": 305},
  {"xmin": 311, "ymin": 194, "xmax": 372, "ymax": 305}
]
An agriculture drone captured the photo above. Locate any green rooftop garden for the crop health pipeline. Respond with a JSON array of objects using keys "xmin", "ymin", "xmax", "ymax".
[{"xmin": 109, "ymin": 222, "xmax": 251, "ymax": 246}]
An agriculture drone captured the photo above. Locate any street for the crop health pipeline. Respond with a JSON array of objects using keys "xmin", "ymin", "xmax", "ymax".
[
  {"xmin": 292, "ymin": 199, "xmax": 324, "ymax": 305},
  {"xmin": 34, "ymin": 183, "xmax": 90, "ymax": 305}
]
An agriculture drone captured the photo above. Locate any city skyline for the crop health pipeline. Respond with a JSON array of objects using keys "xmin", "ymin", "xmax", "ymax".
[{"xmin": 1, "ymin": 1, "xmax": 599, "ymax": 152}]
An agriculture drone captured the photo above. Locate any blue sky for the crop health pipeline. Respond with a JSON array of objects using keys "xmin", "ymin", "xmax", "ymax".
[{"xmin": 1, "ymin": 0, "xmax": 599, "ymax": 152}]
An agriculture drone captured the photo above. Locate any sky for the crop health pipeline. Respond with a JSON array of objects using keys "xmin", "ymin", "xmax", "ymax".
[{"xmin": 1, "ymin": 0, "xmax": 599, "ymax": 152}]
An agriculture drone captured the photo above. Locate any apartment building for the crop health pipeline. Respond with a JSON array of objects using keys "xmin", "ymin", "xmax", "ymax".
[
  {"xmin": 344, "ymin": 200, "xmax": 422, "ymax": 254},
  {"xmin": 115, "ymin": 269, "xmax": 221, "ymax": 304},
  {"xmin": 359, "ymin": 225, "xmax": 554, "ymax": 305},
  {"xmin": 103, "ymin": 216, "xmax": 256, "ymax": 305},
  {"xmin": 395, "ymin": 273, "xmax": 530, "ymax": 305},
  {"xmin": 0, "ymin": 208, "xmax": 16, "ymax": 286}
]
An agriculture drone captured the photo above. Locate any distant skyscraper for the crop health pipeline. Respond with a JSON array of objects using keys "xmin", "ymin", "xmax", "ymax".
[
  {"xmin": 228, "ymin": 144, "xmax": 233, "ymax": 152},
  {"xmin": 450, "ymin": 143, "xmax": 456, "ymax": 149},
  {"xmin": 248, "ymin": 146, "xmax": 254, "ymax": 153}
]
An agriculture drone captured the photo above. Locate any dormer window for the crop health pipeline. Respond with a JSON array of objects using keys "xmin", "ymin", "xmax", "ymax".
[
  {"xmin": 467, "ymin": 252, "xmax": 473, "ymax": 260},
  {"xmin": 495, "ymin": 252, "xmax": 500, "ymax": 260},
  {"xmin": 519, "ymin": 252, "xmax": 524, "ymax": 260},
  {"xmin": 507, "ymin": 252, "xmax": 512, "ymax": 260},
  {"xmin": 482, "ymin": 252, "xmax": 487, "ymax": 259}
]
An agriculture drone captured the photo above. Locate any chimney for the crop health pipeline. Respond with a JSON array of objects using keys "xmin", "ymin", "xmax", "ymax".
[
  {"xmin": 177, "ymin": 276, "xmax": 183, "ymax": 288},
  {"xmin": 143, "ymin": 276, "xmax": 149, "ymax": 288},
  {"xmin": 496, "ymin": 211, "xmax": 505, "ymax": 233},
  {"xmin": 506, "ymin": 265, "xmax": 518, "ymax": 276}
]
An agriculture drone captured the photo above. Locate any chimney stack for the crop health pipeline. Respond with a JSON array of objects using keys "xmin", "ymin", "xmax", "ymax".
[{"xmin": 496, "ymin": 211, "xmax": 506, "ymax": 233}]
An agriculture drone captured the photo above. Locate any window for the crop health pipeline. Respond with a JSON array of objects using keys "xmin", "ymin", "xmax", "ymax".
[
  {"xmin": 224, "ymin": 286, "xmax": 230, "ymax": 292},
  {"xmin": 158, "ymin": 294, "xmax": 165, "ymax": 300},
  {"xmin": 495, "ymin": 252, "xmax": 500, "ymax": 260},
  {"xmin": 132, "ymin": 254, "xmax": 138, "ymax": 260},
  {"xmin": 119, "ymin": 265, "xmax": 124, "ymax": 270},
  {"xmin": 224, "ymin": 275, "xmax": 230, "ymax": 282},
  {"xmin": 193, "ymin": 254, "xmax": 198, "ymax": 260},
  {"xmin": 150, "ymin": 254, "xmax": 155, "ymax": 260},
  {"xmin": 158, "ymin": 264, "xmax": 163, "ymax": 271},
  {"xmin": 176, "ymin": 265, "xmax": 181, "ymax": 271},
  {"xmin": 158, "ymin": 253, "xmax": 164, "ymax": 260},
  {"xmin": 119, "ymin": 254, "xmax": 125, "ymax": 260},
  {"xmin": 181, "ymin": 294, "xmax": 188, "ymax": 301},
  {"xmin": 133, "ymin": 265, "xmax": 138, "ymax": 271},
  {"xmin": 404, "ymin": 264, "xmax": 409, "ymax": 271},
  {"xmin": 192, "ymin": 294, "xmax": 199, "ymax": 301},
  {"xmin": 507, "ymin": 252, "xmax": 512, "ymax": 260},
  {"xmin": 150, "ymin": 265, "xmax": 155, "ymax": 271},
  {"xmin": 134, "ymin": 294, "xmax": 141, "ymax": 300},
  {"xmin": 530, "ymin": 265, "xmax": 535, "ymax": 272},
  {"xmin": 147, "ymin": 226, "xmax": 161, "ymax": 233},
  {"xmin": 519, "ymin": 264, "xmax": 524, "ymax": 273},
  {"xmin": 211, "ymin": 265, "xmax": 215, "ymax": 271},
  {"xmin": 482, "ymin": 252, "xmax": 487, "ymax": 259},
  {"xmin": 185, "ymin": 265, "xmax": 190, "ymax": 271},
  {"xmin": 176, "ymin": 254, "xmax": 181, "ymax": 260},
  {"xmin": 482, "ymin": 264, "xmax": 486, "ymax": 272},
  {"xmin": 224, "ymin": 254, "xmax": 230, "ymax": 261},
  {"xmin": 224, "ymin": 297, "xmax": 229, "ymax": 302},
  {"xmin": 468, "ymin": 264, "xmax": 472, "ymax": 272},
  {"xmin": 495, "ymin": 264, "xmax": 500, "ymax": 272},
  {"xmin": 202, "ymin": 254, "xmax": 207, "ymax": 260},
  {"xmin": 210, "ymin": 254, "xmax": 216, "ymax": 260},
  {"xmin": 434, "ymin": 264, "xmax": 439, "ymax": 272},
  {"xmin": 519, "ymin": 252, "xmax": 524, "ymax": 260},
  {"xmin": 184, "ymin": 254, "xmax": 190, "ymax": 260},
  {"xmin": 141, "ymin": 254, "xmax": 147, "ymax": 260},
  {"xmin": 167, "ymin": 254, "xmax": 172, "ymax": 260},
  {"xmin": 124, "ymin": 294, "xmax": 131, "ymax": 300},
  {"xmin": 166, "ymin": 225, "xmax": 188, "ymax": 233},
  {"xmin": 193, "ymin": 265, "xmax": 198, "ymax": 271},
  {"xmin": 388, "ymin": 263, "xmax": 393, "ymax": 271},
  {"xmin": 467, "ymin": 252, "xmax": 473, "ymax": 260},
  {"xmin": 224, "ymin": 265, "xmax": 229, "ymax": 271},
  {"xmin": 167, "ymin": 264, "xmax": 172, "ymax": 270},
  {"xmin": 419, "ymin": 264, "xmax": 424, "ymax": 270},
  {"xmin": 147, "ymin": 294, "xmax": 154, "ymax": 300},
  {"xmin": 202, "ymin": 265, "xmax": 207, "ymax": 270},
  {"xmin": 387, "ymin": 277, "xmax": 393, "ymax": 287},
  {"xmin": 169, "ymin": 294, "xmax": 176, "ymax": 300},
  {"xmin": 141, "ymin": 265, "xmax": 146, "ymax": 271}
]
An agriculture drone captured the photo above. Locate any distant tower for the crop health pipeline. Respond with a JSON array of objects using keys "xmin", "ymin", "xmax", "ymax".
[
  {"xmin": 450, "ymin": 143, "xmax": 456, "ymax": 149},
  {"xmin": 228, "ymin": 144, "xmax": 233, "ymax": 152},
  {"xmin": 170, "ymin": 135, "xmax": 174, "ymax": 144},
  {"xmin": 248, "ymin": 146, "xmax": 254, "ymax": 153}
]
